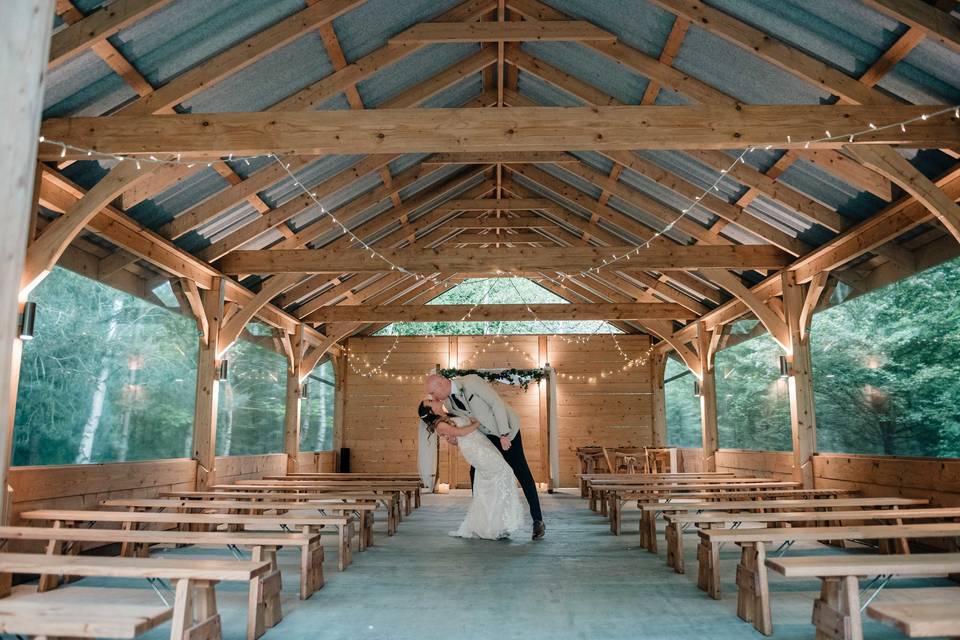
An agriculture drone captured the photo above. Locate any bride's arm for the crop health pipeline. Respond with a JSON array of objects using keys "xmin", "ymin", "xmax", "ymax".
[{"xmin": 436, "ymin": 418, "xmax": 480, "ymax": 438}]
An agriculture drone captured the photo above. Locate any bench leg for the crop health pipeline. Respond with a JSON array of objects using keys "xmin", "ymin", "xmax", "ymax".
[
  {"xmin": 189, "ymin": 580, "xmax": 223, "ymax": 640},
  {"xmin": 639, "ymin": 510, "xmax": 648, "ymax": 550},
  {"xmin": 609, "ymin": 497, "xmax": 621, "ymax": 535},
  {"xmin": 735, "ymin": 543, "xmax": 772, "ymax": 635},
  {"xmin": 704, "ymin": 541, "xmax": 721, "ymax": 600},
  {"xmin": 812, "ymin": 576, "xmax": 863, "ymax": 640},
  {"xmin": 365, "ymin": 511, "xmax": 375, "ymax": 548},
  {"xmin": 386, "ymin": 499, "xmax": 397, "ymax": 536},
  {"xmin": 338, "ymin": 524, "xmax": 352, "ymax": 571},
  {"xmin": 300, "ymin": 541, "xmax": 325, "ymax": 599},
  {"xmin": 646, "ymin": 510, "xmax": 658, "ymax": 554},
  {"xmin": 415, "ymin": 487, "xmax": 421, "ymax": 508},
  {"xmin": 404, "ymin": 491, "xmax": 413, "ymax": 517},
  {"xmin": 666, "ymin": 522, "xmax": 685, "ymax": 574},
  {"xmin": 358, "ymin": 510, "xmax": 368, "ymax": 552}
]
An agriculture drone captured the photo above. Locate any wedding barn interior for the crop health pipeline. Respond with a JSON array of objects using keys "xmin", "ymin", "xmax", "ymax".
[{"xmin": 2, "ymin": 0, "xmax": 960, "ymax": 638}]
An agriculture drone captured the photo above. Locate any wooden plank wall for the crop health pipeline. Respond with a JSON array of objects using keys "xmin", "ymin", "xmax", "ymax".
[
  {"xmin": 715, "ymin": 449, "xmax": 795, "ymax": 480},
  {"xmin": 814, "ymin": 453, "xmax": 960, "ymax": 507},
  {"xmin": 549, "ymin": 334, "xmax": 653, "ymax": 486},
  {"xmin": 341, "ymin": 334, "xmax": 655, "ymax": 488},
  {"xmin": 677, "ymin": 447, "xmax": 705, "ymax": 472}
]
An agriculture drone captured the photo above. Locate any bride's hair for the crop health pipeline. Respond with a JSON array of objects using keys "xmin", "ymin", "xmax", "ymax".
[{"xmin": 418, "ymin": 401, "xmax": 445, "ymax": 435}]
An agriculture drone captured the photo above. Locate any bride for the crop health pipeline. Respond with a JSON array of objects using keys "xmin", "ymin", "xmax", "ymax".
[{"xmin": 418, "ymin": 399, "xmax": 526, "ymax": 540}]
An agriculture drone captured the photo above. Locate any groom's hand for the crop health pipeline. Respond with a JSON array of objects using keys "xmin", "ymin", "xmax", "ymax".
[
  {"xmin": 499, "ymin": 436, "xmax": 512, "ymax": 451},
  {"xmin": 445, "ymin": 435, "xmax": 459, "ymax": 446}
]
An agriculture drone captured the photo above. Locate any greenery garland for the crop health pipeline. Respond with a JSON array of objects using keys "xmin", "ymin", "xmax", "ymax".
[{"xmin": 439, "ymin": 368, "xmax": 547, "ymax": 391}]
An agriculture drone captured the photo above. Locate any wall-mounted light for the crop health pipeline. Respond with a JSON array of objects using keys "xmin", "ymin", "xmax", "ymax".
[
  {"xmin": 778, "ymin": 355, "xmax": 792, "ymax": 378},
  {"xmin": 18, "ymin": 301, "xmax": 37, "ymax": 341},
  {"xmin": 693, "ymin": 379, "xmax": 702, "ymax": 397},
  {"xmin": 301, "ymin": 382, "xmax": 310, "ymax": 399},
  {"xmin": 218, "ymin": 359, "xmax": 229, "ymax": 381}
]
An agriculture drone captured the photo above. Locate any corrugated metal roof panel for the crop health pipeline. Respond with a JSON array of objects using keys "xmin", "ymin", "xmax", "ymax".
[
  {"xmin": 181, "ymin": 31, "xmax": 335, "ymax": 113},
  {"xmin": 359, "ymin": 43, "xmax": 480, "ymax": 108},
  {"xmin": 547, "ymin": 0, "xmax": 675, "ymax": 58},
  {"xmin": 43, "ymin": 50, "xmax": 135, "ymax": 117},
  {"xmin": 673, "ymin": 25, "xmax": 833, "ymax": 105},
  {"xmin": 332, "ymin": 0, "xmax": 461, "ymax": 63},
  {"xmin": 522, "ymin": 41, "xmax": 649, "ymax": 104}
]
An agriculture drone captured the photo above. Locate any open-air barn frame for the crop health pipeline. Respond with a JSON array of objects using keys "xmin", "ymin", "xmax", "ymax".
[{"xmin": 2, "ymin": 1, "xmax": 960, "ymax": 638}]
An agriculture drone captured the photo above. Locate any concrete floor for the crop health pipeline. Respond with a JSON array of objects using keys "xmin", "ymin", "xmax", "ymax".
[{"xmin": 10, "ymin": 490, "xmax": 945, "ymax": 640}]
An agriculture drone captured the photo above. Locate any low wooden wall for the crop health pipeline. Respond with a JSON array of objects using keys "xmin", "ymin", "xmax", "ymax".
[
  {"xmin": 814, "ymin": 453, "xmax": 960, "ymax": 507},
  {"xmin": 341, "ymin": 334, "xmax": 654, "ymax": 488},
  {"xmin": 7, "ymin": 451, "xmax": 332, "ymax": 523},
  {"xmin": 715, "ymin": 449, "xmax": 795, "ymax": 480}
]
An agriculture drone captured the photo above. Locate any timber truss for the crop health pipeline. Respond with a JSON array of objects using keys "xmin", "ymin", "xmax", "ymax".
[{"xmin": 30, "ymin": 0, "xmax": 960, "ymax": 380}]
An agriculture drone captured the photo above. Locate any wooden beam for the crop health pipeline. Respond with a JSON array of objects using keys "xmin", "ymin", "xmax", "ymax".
[
  {"xmin": 781, "ymin": 270, "xmax": 816, "ymax": 487},
  {"xmin": 444, "ymin": 216, "xmax": 555, "ymax": 229},
  {"xmin": 219, "ymin": 245, "xmax": 792, "ymax": 275},
  {"xmin": 645, "ymin": 320, "xmax": 701, "ymax": 379},
  {"xmin": 860, "ymin": 0, "xmax": 960, "ymax": 55},
  {"xmin": 20, "ymin": 161, "xmax": 148, "ymax": 296},
  {"xmin": 2, "ymin": 0, "xmax": 54, "ymax": 525},
  {"xmin": 799, "ymin": 271, "xmax": 829, "ymax": 341},
  {"xmin": 178, "ymin": 277, "xmax": 209, "ymax": 345},
  {"xmin": 36, "ymin": 167, "xmax": 339, "ymax": 353},
  {"xmin": 305, "ymin": 302, "xmax": 694, "ymax": 323},
  {"xmin": 423, "ymin": 151, "xmax": 576, "ymax": 164},
  {"xmin": 389, "ymin": 21, "xmax": 616, "ymax": 44},
  {"xmin": 696, "ymin": 321, "xmax": 718, "ymax": 471},
  {"xmin": 700, "ymin": 268, "xmax": 790, "ymax": 350},
  {"xmin": 192, "ymin": 278, "xmax": 224, "ymax": 491},
  {"xmin": 284, "ymin": 325, "xmax": 305, "ymax": 473},
  {"xmin": 216, "ymin": 274, "xmax": 301, "ymax": 357},
  {"xmin": 859, "ymin": 27, "xmax": 926, "ymax": 87},
  {"xmin": 447, "ymin": 232, "xmax": 558, "ymax": 244},
  {"xmin": 433, "ymin": 198, "xmax": 555, "ymax": 211},
  {"xmin": 845, "ymin": 145, "xmax": 960, "ymax": 243},
  {"xmin": 301, "ymin": 324, "xmax": 355, "ymax": 380},
  {"xmin": 49, "ymin": 0, "xmax": 173, "ymax": 67},
  {"xmin": 39, "ymin": 105, "xmax": 957, "ymax": 159}
]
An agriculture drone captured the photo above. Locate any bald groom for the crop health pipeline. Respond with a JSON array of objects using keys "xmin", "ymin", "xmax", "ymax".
[{"xmin": 425, "ymin": 373, "xmax": 545, "ymax": 540}]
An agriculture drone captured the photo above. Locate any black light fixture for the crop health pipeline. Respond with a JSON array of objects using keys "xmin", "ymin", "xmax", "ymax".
[
  {"xmin": 18, "ymin": 302, "xmax": 37, "ymax": 341},
  {"xmin": 778, "ymin": 354, "xmax": 791, "ymax": 378},
  {"xmin": 217, "ymin": 359, "xmax": 229, "ymax": 381},
  {"xmin": 693, "ymin": 379, "xmax": 702, "ymax": 397},
  {"xmin": 301, "ymin": 382, "xmax": 310, "ymax": 399}
]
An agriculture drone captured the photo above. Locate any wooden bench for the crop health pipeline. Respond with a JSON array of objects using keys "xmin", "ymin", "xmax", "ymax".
[
  {"xmin": 634, "ymin": 490, "xmax": 861, "ymax": 549},
  {"xmin": 767, "ymin": 553, "xmax": 960, "ymax": 640},
  {"xmin": 702, "ymin": 524, "xmax": 960, "ymax": 635},
  {"xmin": 867, "ymin": 588, "xmax": 960, "ymax": 638},
  {"xmin": 664, "ymin": 505, "xmax": 959, "ymax": 574},
  {"xmin": 0, "ymin": 599, "xmax": 173, "ymax": 639},
  {"xmin": 163, "ymin": 490, "xmax": 401, "ymax": 535},
  {"xmin": 103, "ymin": 497, "xmax": 378, "ymax": 551},
  {"xmin": 0, "ymin": 552, "xmax": 271, "ymax": 640},
  {"xmin": 214, "ymin": 481, "xmax": 418, "ymax": 516},
  {"xmin": 0, "ymin": 524, "xmax": 323, "ymax": 602},
  {"xmin": 20, "ymin": 509, "xmax": 356, "ymax": 571},
  {"xmin": 595, "ymin": 481, "xmax": 802, "ymax": 535}
]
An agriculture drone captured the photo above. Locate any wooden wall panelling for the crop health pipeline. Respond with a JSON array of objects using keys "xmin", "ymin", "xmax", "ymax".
[
  {"xmin": 715, "ymin": 449, "xmax": 795, "ymax": 481},
  {"xmin": 814, "ymin": 453, "xmax": 960, "ymax": 507},
  {"xmin": 547, "ymin": 334, "xmax": 653, "ymax": 486}
]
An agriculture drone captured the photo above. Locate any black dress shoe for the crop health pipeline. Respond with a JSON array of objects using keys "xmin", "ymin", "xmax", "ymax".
[{"xmin": 532, "ymin": 520, "xmax": 546, "ymax": 540}]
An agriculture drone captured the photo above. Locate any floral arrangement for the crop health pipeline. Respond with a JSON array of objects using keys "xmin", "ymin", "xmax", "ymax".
[{"xmin": 439, "ymin": 368, "xmax": 547, "ymax": 391}]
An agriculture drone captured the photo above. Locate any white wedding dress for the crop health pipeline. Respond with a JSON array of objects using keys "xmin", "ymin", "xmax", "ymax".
[{"xmin": 448, "ymin": 417, "xmax": 526, "ymax": 540}]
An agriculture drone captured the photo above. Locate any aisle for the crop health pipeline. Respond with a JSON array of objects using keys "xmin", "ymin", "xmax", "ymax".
[{"xmin": 265, "ymin": 490, "xmax": 909, "ymax": 640}]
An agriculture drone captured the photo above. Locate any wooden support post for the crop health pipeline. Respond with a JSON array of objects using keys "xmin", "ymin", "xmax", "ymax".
[
  {"xmin": 332, "ymin": 349, "xmax": 347, "ymax": 469},
  {"xmin": 782, "ymin": 270, "xmax": 817, "ymax": 488},
  {"xmin": 191, "ymin": 278, "xmax": 224, "ymax": 490},
  {"xmin": 697, "ymin": 322, "xmax": 719, "ymax": 472},
  {"xmin": 651, "ymin": 351, "xmax": 668, "ymax": 447},
  {"xmin": 1, "ymin": 1, "xmax": 55, "ymax": 525},
  {"xmin": 283, "ymin": 325, "xmax": 304, "ymax": 474}
]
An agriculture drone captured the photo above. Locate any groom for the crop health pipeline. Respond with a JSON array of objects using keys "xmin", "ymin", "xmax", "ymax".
[{"xmin": 425, "ymin": 373, "xmax": 545, "ymax": 540}]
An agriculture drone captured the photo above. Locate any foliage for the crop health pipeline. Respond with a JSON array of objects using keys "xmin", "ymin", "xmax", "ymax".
[
  {"xmin": 810, "ymin": 257, "xmax": 960, "ymax": 457},
  {"xmin": 300, "ymin": 361, "xmax": 335, "ymax": 452},
  {"xmin": 439, "ymin": 368, "xmax": 547, "ymax": 391},
  {"xmin": 14, "ymin": 268, "xmax": 198, "ymax": 465},
  {"xmin": 715, "ymin": 333, "xmax": 791, "ymax": 451},
  {"xmin": 662, "ymin": 255, "xmax": 960, "ymax": 458},
  {"xmin": 376, "ymin": 278, "xmax": 620, "ymax": 336},
  {"xmin": 664, "ymin": 358, "xmax": 701, "ymax": 448}
]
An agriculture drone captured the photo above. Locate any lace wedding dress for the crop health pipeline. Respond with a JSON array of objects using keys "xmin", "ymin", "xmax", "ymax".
[{"xmin": 448, "ymin": 418, "xmax": 526, "ymax": 540}]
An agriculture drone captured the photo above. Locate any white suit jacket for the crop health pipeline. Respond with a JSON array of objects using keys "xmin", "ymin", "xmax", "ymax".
[{"xmin": 446, "ymin": 374, "xmax": 521, "ymax": 440}]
